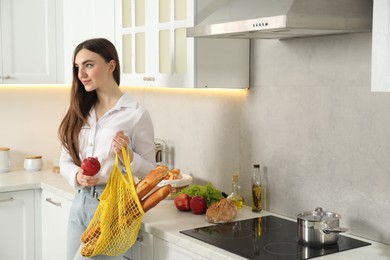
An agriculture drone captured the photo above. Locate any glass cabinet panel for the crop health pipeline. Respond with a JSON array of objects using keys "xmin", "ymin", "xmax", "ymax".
[
  {"xmin": 159, "ymin": 0, "xmax": 170, "ymax": 23},
  {"xmin": 122, "ymin": 34, "xmax": 132, "ymax": 73},
  {"xmin": 175, "ymin": 28, "xmax": 186, "ymax": 73},
  {"xmin": 159, "ymin": 30, "xmax": 171, "ymax": 73},
  {"xmin": 122, "ymin": 0, "xmax": 132, "ymax": 27},
  {"xmin": 135, "ymin": 0, "xmax": 145, "ymax": 26},
  {"xmin": 135, "ymin": 33, "xmax": 145, "ymax": 73},
  {"xmin": 175, "ymin": 0, "xmax": 187, "ymax": 21}
]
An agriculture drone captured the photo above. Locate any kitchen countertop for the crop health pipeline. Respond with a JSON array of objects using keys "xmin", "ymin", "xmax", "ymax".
[{"xmin": 1, "ymin": 169, "xmax": 389, "ymax": 260}]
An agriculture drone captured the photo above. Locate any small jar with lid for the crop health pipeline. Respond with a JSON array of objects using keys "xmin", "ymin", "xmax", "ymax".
[
  {"xmin": 24, "ymin": 155, "xmax": 43, "ymax": 171},
  {"xmin": 0, "ymin": 147, "xmax": 11, "ymax": 173}
]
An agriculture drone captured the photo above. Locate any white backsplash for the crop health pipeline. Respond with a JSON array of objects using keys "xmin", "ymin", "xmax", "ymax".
[{"xmin": 0, "ymin": 32, "xmax": 389, "ymax": 245}]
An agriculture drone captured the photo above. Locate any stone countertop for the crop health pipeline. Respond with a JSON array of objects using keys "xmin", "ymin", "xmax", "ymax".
[
  {"xmin": 0, "ymin": 168, "xmax": 76, "ymax": 200},
  {"xmin": 1, "ymin": 169, "xmax": 389, "ymax": 260}
]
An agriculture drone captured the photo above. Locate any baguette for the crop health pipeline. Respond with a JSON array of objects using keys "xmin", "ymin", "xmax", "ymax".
[
  {"xmin": 141, "ymin": 185, "xmax": 171, "ymax": 212},
  {"xmin": 81, "ymin": 236, "xmax": 98, "ymax": 257},
  {"xmin": 81, "ymin": 220, "xmax": 101, "ymax": 243},
  {"xmin": 136, "ymin": 165, "xmax": 169, "ymax": 199}
]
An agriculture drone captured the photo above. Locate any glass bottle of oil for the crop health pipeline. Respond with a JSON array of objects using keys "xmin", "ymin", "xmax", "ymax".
[
  {"xmin": 227, "ymin": 174, "xmax": 244, "ymax": 209},
  {"xmin": 252, "ymin": 164, "xmax": 262, "ymax": 212}
]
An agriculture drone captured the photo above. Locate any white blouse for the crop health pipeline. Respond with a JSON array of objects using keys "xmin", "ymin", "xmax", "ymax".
[{"xmin": 60, "ymin": 93, "xmax": 156, "ymax": 189}]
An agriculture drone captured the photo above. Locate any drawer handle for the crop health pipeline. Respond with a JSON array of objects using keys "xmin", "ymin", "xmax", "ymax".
[
  {"xmin": 46, "ymin": 198, "xmax": 61, "ymax": 207},
  {"xmin": 0, "ymin": 197, "xmax": 14, "ymax": 202}
]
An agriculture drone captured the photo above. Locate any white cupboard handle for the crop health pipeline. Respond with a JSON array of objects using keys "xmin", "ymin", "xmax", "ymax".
[
  {"xmin": 4, "ymin": 75, "xmax": 11, "ymax": 79},
  {"xmin": 0, "ymin": 197, "xmax": 14, "ymax": 202},
  {"xmin": 45, "ymin": 197, "xmax": 61, "ymax": 207}
]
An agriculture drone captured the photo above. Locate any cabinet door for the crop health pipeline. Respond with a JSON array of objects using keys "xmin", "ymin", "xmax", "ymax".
[
  {"xmin": 0, "ymin": 190, "xmax": 35, "ymax": 260},
  {"xmin": 371, "ymin": 0, "xmax": 390, "ymax": 92},
  {"xmin": 41, "ymin": 190, "xmax": 72, "ymax": 260},
  {"xmin": 154, "ymin": 237, "xmax": 207, "ymax": 260},
  {"xmin": 126, "ymin": 230, "xmax": 154, "ymax": 260},
  {"xmin": 0, "ymin": 0, "xmax": 57, "ymax": 84},
  {"xmin": 117, "ymin": 0, "xmax": 193, "ymax": 87},
  {"xmin": 61, "ymin": 0, "xmax": 116, "ymax": 84}
]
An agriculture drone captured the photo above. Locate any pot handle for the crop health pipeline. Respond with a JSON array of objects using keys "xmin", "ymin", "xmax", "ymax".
[{"xmin": 323, "ymin": 227, "xmax": 348, "ymax": 234}]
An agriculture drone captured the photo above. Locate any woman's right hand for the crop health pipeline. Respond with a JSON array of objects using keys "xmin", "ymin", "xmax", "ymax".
[{"xmin": 76, "ymin": 168, "xmax": 99, "ymax": 187}]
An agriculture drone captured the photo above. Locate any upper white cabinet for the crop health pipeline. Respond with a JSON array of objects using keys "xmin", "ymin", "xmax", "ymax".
[
  {"xmin": 371, "ymin": 0, "xmax": 390, "ymax": 92},
  {"xmin": 116, "ymin": 0, "xmax": 249, "ymax": 89},
  {"xmin": 116, "ymin": 0, "xmax": 192, "ymax": 88},
  {"xmin": 61, "ymin": 0, "xmax": 116, "ymax": 84},
  {"xmin": 0, "ymin": 0, "xmax": 57, "ymax": 84}
]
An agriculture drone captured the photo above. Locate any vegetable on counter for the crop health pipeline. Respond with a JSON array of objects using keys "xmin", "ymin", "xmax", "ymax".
[{"xmin": 175, "ymin": 183, "xmax": 224, "ymax": 208}]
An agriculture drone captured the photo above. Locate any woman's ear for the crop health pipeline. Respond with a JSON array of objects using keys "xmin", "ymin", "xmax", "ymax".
[{"xmin": 108, "ymin": 60, "xmax": 116, "ymax": 72}]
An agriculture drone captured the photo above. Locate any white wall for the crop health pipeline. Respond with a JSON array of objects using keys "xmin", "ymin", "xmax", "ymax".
[
  {"xmin": 0, "ymin": 32, "xmax": 389, "ymax": 245},
  {"xmin": 240, "ymin": 32, "xmax": 390, "ymax": 245},
  {"xmin": 0, "ymin": 86, "xmax": 243, "ymax": 196}
]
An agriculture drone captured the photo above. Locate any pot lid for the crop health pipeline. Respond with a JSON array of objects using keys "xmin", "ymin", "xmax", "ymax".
[{"xmin": 297, "ymin": 207, "xmax": 341, "ymax": 221}]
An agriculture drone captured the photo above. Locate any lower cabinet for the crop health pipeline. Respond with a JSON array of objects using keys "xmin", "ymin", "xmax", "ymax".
[
  {"xmin": 41, "ymin": 189, "xmax": 72, "ymax": 260},
  {"xmin": 124, "ymin": 233, "xmax": 207, "ymax": 260},
  {"xmin": 0, "ymin": 190, "xmax": 36, "ymax": 260},
  {"xmin": 123, "ymin": 230, "xmax": 154, "ymax": 260},
  {"xmin": 154, "ymin": 237, "xmax": 207, "ymax": 260}
]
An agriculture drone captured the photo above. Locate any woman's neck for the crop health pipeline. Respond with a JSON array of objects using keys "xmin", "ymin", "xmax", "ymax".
[{"xmin": 94, "ymin": 83, "xmax": 123, "ymax": 121}]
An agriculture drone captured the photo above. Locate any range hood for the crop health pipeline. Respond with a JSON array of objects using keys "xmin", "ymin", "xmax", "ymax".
[{"xmin": 187, "ymin": 0, "xmax": 373, "ymax": 39}]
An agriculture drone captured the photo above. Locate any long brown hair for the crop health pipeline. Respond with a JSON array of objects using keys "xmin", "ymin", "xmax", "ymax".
[{"xmin": 58, "ymin": 38, "xmax": 121, "ymax": 166}]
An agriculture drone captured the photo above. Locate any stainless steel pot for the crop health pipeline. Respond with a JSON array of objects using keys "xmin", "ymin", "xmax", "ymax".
[{"xmin": 297, "ymin": 207, "xmax": 348, "ymax": 247}]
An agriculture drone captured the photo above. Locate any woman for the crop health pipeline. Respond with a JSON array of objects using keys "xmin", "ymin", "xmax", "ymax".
[{"xmin": 58, "ymin": 38, "xmax": 156, "ymax": 259}]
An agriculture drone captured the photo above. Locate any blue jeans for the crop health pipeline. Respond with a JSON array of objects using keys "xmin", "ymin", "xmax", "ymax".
[{"xmin": 67, "ymin": 186, "xmax": 126, "ymax": 260}]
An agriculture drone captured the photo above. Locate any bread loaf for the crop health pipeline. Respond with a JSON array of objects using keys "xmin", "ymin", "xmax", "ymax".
[
  {"xmin": 141, "ymin": 184, "xmax": 171, "ymax": 212},
  {"xmin": 136, "ymin": 165, "xmax": 169, "ymax": 199},
  {"xmin": 206, "ymin": 198, "xmax": 237, "ymax": 223}
]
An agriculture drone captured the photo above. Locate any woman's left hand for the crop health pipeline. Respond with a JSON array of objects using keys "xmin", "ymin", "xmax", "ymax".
[{"xmin": 112, "ymin": 130, "xmax": 134, "ymax": 164}]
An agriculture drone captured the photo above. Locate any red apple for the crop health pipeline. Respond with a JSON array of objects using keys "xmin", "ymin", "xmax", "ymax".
[
  {"xmin": 190, "ymin": 196, "xmax": 207, "ymax": 215},
  {"xmin": 81, "ymin": 157, "xmax": 101, "ymax": 176},
  {"xmin": 174, "ymin": 194, "xmax": 191, "ymax": 211}
]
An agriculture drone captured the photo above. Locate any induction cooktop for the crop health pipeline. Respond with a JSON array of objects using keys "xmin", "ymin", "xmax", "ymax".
[{"xmin": 180, "ymin": 215, "xmax": 371, "ymax": 260}]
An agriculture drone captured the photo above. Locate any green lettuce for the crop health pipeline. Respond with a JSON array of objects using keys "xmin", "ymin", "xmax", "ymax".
[{"xmin": 176, "ymin": 183, "xmax": 224, "ymax": 207}]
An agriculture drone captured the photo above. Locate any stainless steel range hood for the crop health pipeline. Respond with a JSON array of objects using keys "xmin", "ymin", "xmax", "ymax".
[{"xmin": 187, "ymin": 0, "xmax": 373, "ymax": 39}]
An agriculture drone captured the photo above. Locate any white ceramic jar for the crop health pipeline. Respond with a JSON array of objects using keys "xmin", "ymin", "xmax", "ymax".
[
  {"xmin": 0, "ymin": 147, "xmax": 11, "ymax": 173},
  {"xmin": 24, "ymin": 155, "xmax": 43, "ymax": 171}
]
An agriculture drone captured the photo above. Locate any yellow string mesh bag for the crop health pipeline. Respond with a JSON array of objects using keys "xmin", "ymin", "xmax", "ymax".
[{"xmin": 81, "ymin": 147, "xmax": 144, "ymax": 257}]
